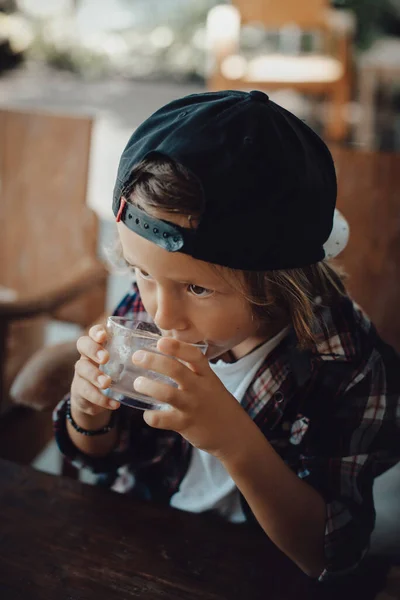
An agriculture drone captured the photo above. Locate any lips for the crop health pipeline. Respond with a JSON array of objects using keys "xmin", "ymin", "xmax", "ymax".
[
  {"xmin": 159, "ymin": 330, "xmax": 209, "ymax": 348},
  {"xmin": 165, "ymin": 336, "xmax": 207, "ymax": 346}
]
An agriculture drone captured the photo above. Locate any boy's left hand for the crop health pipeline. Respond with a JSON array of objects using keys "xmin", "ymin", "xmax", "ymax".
[{"xmin": 132, "ymin": 337, "xmax": 253, "ymax": 461}]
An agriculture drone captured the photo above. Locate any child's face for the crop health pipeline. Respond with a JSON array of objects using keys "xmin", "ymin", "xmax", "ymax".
[{"xmin": 117, "ymin": 215, "xmax": 274, "ymax": 361}]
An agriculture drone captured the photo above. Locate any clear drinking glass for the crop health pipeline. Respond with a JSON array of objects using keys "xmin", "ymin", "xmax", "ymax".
[{"xmin": 101, "ymin": 317, "xmax": 207, "ymax": 411}]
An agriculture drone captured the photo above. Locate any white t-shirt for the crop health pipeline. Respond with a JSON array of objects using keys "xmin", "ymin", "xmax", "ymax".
[{"xmin": 170, "ymin": 328, "xmax": 289, "ymax": 523}]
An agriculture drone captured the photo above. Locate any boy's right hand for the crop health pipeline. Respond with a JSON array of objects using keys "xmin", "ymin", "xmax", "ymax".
[{"xmin": 70, "ymin": 324, "xmax": 120, "ymax": 419}]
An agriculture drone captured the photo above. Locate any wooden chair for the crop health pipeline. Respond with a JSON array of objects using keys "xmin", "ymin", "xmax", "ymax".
[
  {"xmin": 330, "ymin": 145, "xmax": 400, "ymax": 353},
  {"xmin": 206, "ymin": 0, "xmax": 355, "ymax": 141},
  {"xmin": 0, "ymin": 108, "xmax": 108, "ymax": 460}
]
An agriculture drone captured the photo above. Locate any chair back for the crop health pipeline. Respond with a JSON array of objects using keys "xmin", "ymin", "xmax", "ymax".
[
  {"xmin": 0, "ymin": 108, "xmax": 105, "ymax": 409},
  {"xmin": 0, "ymin": 108, "xmax": 95, "ymax": 300},
  {"xmin": 331, "ymin": 146, "xmax": 400, "ymax": 353},
  {"xmin": 232, "ymin": 0, "xmax": 331, "ymax": 29}
]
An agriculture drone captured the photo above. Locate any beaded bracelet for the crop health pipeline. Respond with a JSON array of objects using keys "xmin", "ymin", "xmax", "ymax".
[{"xmin": 66, "ymin": 398, "xmax": 117, "ymax": 436}]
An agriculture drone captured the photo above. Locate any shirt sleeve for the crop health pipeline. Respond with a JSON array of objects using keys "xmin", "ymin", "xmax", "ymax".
[
  {"xmin": 298, "ymin": 353, "xmax": 400, "ymax": 582},
  {"xmin": 52, "ymin": 392, "xmax": 187, "ymax": 501},
  {"xmin": 52, "ymin": 394, "xmax": 134, "ymax": 475}
]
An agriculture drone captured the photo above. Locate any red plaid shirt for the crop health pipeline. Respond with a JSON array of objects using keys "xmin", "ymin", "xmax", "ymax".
[{"xmin": 54, "ymin": 283, "xmax": 400, "ymax": 581}]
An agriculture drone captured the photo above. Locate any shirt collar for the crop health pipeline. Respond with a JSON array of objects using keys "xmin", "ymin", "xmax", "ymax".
[
  {"xmin": 310, "ymin": 302, "xmax": 362, "ymax": 363},
  {"xmin": 242, "ymin": 297, "xmax": 366, "ymax": 427}
]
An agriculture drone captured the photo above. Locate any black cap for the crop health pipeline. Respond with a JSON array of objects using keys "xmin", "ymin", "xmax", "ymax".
[{"xmin": 113, "ymin": 90, "xmax": 336, "ymax": 271}]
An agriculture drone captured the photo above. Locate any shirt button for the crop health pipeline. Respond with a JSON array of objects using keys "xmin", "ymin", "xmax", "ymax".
[{"xmin": 274, "ymin": 391, "xmax": 284, "ymax": 404}]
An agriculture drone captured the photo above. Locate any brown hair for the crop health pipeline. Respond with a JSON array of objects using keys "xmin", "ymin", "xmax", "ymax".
[{"xmin": 122, "ymin": 156, "xmax": 347, "ymax": 349}]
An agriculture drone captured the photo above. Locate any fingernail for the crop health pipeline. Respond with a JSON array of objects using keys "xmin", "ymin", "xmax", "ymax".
[
  {"xmin": 133, "ymin": 350, "xmax": 145, "ymax": 362},
  {"xmin": 98, "ymin": 375, "xmax": 109, "ymax": 387},
  {"xmin": 134, "ymin": 376, "xmax": 144, "ymax": 387},
  {"xmin": 95, "ymin": 330, "xmax": 104, "ymax": 341},
  {"xmin": 97, "ymin": 350, "xmax": 108, "ymax": 362},
  {"xmin": 109, "ymin": 400, "xmax": 119, "ymax": 409}
]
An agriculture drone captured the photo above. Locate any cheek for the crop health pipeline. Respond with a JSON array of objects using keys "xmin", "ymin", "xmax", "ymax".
[{"xmin": 201, "ymin": 302, "xmax": 254, "ymax": 337}]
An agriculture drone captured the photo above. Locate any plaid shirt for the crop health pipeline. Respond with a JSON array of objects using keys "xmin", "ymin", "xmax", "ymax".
[{"xmin": 53, "ymin": 283, "xmax": 400, "ymax": 582}]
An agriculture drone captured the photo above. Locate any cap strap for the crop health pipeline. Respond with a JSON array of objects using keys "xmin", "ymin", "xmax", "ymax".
[{"xmin": 116, "ymin": 201, "xmax": 196, "ymax": 254}]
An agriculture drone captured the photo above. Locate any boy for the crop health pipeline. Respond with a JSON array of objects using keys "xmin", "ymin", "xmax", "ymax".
[{"xmin": 54, "ymin": 90, "xmax": 400, "ymax": 582}]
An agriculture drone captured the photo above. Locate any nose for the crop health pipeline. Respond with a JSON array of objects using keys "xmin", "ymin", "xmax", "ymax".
[{"xmin": 153, "ymin": 287, "xmax": 188, "ymax": 333}]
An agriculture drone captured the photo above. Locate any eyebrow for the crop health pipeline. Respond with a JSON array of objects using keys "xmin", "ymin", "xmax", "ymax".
[{"xmin": 122, "ymin": 255, "xmax": 223, "ymax": 289}]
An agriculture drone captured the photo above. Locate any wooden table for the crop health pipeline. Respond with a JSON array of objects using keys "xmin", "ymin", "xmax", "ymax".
[
  {"xmin": 0, "ymin": 459, "xmax": 390, "ymax": 599},
  {"xmin": 0, "ymin": 459, "xmax": 316, "ymax": 600}
]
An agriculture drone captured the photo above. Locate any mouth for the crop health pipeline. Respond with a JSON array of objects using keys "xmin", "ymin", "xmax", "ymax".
[
  {"xmin": 162, "ymin": 335, "xmax": 208, "ymax": 348},
  {"xmin": 158, "ymin": 330, "xmax": 211, "ymax": 351}
]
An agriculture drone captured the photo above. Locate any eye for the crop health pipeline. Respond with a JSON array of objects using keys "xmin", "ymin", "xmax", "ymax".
[
  {"xmin": 188, "ymin": 284, "xmax": 214, "ymax": 298},
  {"xmin": 135, "ymin": 267, "xmax": 152, "ymax": 280}
]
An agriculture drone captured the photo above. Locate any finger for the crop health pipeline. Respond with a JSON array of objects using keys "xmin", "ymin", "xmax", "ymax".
[
  {"xmin": 71, "ymin": 375, "xmax": 119, "ymax": 413},
  {"xmin": 89, "ymin": 324, "xmax": 107, "ymax": 343},
  {"xmin": 143, "ymin": 407, "xmax": 178, "ymax": 430},
  {"xmin": 132, "ymin": 350, "xmax": 191, "ymax": 388},
  {"xmin": 75, "ymin": 357, "xmax": 111, "ymax": 390},
  {"xmin": 76, "ymin": 335, "xmax": 109, "ymax": 365},
  {"xmin": 157, "ymin": 337, "xmax": 208, "ymax": 374},
  {"xmin": 133, "ymin": 375, "xmax": 185, "ymax": 410}
]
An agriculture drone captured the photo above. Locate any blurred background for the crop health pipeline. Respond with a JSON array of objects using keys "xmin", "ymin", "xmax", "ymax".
[
  {"xmin": 1, "ymin": 0, "xmax": 400, "ymax": 576},
  {"xmin": 1, "ymin": 0, "xmax": 400, "ymax": 154}
]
